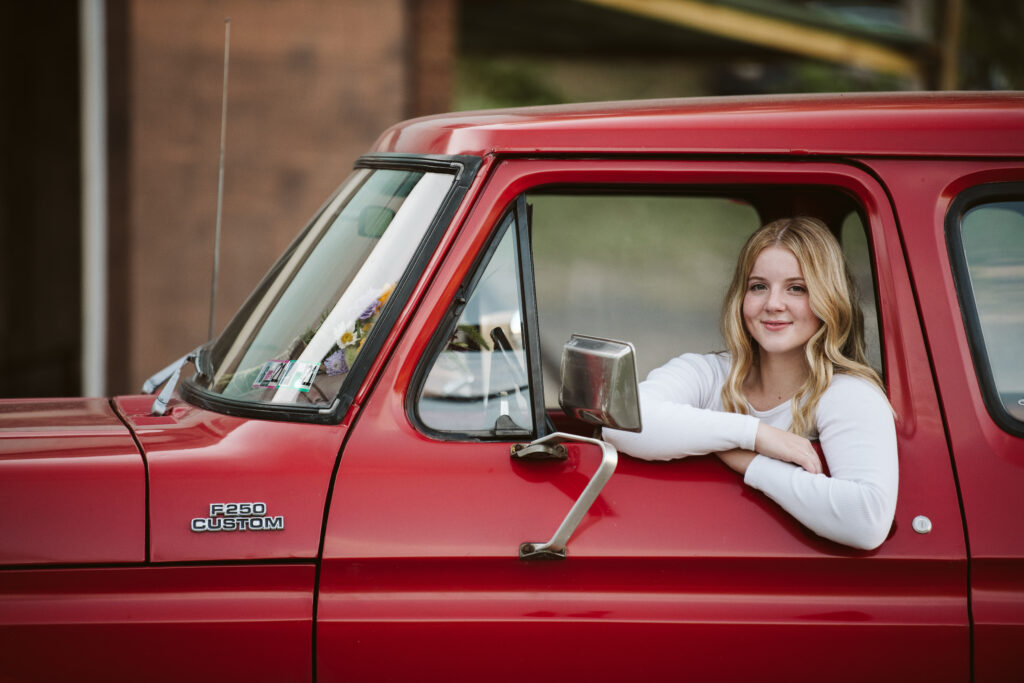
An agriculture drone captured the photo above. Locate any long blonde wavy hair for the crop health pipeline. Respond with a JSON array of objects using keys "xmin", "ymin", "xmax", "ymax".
[{"xmin": 720, "ymin": 216, "xmax": 884, "ymax": 437}]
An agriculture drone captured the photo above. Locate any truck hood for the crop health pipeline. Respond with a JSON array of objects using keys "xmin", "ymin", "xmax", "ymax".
[
  {"xmin": 0, "ymin": 398, "xmax": 146, "ymax": 565},
  {"xmin": 0, "ymin": 396, "xmax": 133, "ymax": 431}
]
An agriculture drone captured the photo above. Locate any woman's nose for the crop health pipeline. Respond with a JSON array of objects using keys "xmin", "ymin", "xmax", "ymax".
[{"xmin": 766, "ymin": 288, "xmax": 785, "ymax": 310}]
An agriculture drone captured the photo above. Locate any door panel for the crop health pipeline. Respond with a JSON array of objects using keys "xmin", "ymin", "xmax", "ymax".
[{"xmin": 318, "ymin": 159, "xmax": 969, "ymax": 682}]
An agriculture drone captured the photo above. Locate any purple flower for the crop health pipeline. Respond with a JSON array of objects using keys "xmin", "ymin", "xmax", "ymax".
[
  {"xmin": 359, "ymin": 301, "xmax": 380, "ymax": 320},
  {"xmin": 324, "ymin": 349, "xmax": 349, "ymax": 376}
]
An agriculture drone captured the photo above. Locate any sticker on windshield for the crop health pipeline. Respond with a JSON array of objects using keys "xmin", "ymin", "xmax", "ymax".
[
  {"xmin": 252, "ymin": 360, "xmax": 320, "ymax": 392},
  {"xmin": 253, "ymin": 360, "xmax": 289, "ymax": 388}
]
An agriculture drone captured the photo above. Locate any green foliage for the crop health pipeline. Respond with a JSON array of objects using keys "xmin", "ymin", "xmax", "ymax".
[{"xmin": 457, "ymin": 58, "xmax": 565, "ymax": 109}]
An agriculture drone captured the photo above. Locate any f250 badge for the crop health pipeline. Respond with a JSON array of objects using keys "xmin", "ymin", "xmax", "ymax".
[{"xmin": 191, "ymin": 502, "xmax": 284, "ymax": 533}]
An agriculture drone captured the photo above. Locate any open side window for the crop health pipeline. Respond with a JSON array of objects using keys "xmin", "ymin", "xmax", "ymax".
[
  {"xmin": 412, "ymin": 179, "xmax": 883, "ymax": 441},
  {"xmin": 528, "ymin": 186, "xmax": 882, "ymax": 415}
]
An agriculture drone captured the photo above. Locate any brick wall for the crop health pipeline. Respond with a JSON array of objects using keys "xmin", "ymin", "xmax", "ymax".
[{"xmin": 118, "ymin": 0, "xmax": 453, "ymax": 391}]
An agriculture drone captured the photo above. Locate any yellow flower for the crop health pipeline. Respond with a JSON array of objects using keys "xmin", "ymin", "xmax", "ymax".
[
  {"xmin": 339, "ymin": 330, "xmax": 356, "ymax": 348},
  {"xmin": 377, "ymin": 283, "xmax": 395, "ymax": 306}
]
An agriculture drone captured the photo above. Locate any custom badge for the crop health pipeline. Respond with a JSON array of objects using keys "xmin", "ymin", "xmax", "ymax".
[{"xmin": 191, "ymin": 502, "xmax": 285, "ymax": 533}]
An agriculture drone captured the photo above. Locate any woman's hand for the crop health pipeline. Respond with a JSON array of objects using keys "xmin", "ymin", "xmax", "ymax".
[{"xmin": 754, "ymin": 422, "xmax": 823, "ymax": 474}]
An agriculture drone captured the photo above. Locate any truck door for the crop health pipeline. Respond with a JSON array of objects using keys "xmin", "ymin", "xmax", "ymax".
[{"xmin": 317, "ymin": 159, "xmax": 969, "ymax": 682}]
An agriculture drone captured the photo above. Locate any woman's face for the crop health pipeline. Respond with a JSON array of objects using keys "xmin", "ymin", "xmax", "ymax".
[{"xmin": 742, "ymin": 246, "xmax": 822, "ymax": 359}]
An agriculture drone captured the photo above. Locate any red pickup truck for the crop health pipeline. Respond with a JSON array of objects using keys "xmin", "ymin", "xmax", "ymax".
[{"xmin": 2, "ymin": 92, "xmax": 1023, "ymax": 682}]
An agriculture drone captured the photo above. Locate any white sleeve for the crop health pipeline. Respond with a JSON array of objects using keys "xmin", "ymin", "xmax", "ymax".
[
  {"xmin": 604, "ymin": 354, "xmax": 760, "ymax": 461},
  {"xmin": 742, "ymin": 375, "xmax": 899, "ymax": 550}
]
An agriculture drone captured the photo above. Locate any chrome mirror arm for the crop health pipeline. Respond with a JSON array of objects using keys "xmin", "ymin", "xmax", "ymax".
[{"xmin": 512, "ymin": 431, "xmax": 618, "ymax": 560}]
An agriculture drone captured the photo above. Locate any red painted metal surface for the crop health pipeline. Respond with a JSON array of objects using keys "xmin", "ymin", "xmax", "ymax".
[
  {"xmin": 0, "ymin": 564, "xmax": 314, "ymax": 682},
  {"xmin": 317, "ymin": 158, "xmax": 970, "ymax": 681},
  {"xmin": 114, "ymin": 395, "xmax": 346, "ymax": 562},
  {"xmin": 868, "ymin": 159, "xmax": 1024, "ymax": 682},
  {"xmin": 320, "ymin": 557, "xmax": 962, "ymax": 682},
  {"xmin": 2, "ymin": 95, "xmax": 1022, "ymax": 680},
  {"xmin": 371, "ymin": 93, "xmax": 1024, "ymax": 159},
  {"xmin": 0, "ymin": 398, "xmax": 144, "ymax": 565}
]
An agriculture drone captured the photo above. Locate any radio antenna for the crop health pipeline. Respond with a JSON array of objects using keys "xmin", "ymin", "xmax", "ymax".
[{"xmin": 209, "ymin": 17, "xmax": 231, "ymax": 340}]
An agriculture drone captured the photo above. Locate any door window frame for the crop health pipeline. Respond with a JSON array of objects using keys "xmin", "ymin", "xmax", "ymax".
[{"xmin": 407, "ymin": 158, "xmax": 901, "ymax": 442}]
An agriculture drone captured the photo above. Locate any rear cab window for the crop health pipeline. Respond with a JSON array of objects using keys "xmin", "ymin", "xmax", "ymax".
[{"xmin": 948, "ymin": 183, "xmax": 1024, "ymax": 434}]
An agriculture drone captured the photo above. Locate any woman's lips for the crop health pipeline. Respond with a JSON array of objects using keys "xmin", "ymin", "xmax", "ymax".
[{"xmin": 762, "ymin": 320, "xmax": 791, "ymax": 331}]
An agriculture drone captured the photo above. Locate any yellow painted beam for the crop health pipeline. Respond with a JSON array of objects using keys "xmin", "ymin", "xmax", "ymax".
[
  {"xmin": 939, "ymin": 0, "xmax": 963, "ymax": 89},
  {"xmin": 578, "ymin": 0, "xmax": 922, "ymax": 79}
]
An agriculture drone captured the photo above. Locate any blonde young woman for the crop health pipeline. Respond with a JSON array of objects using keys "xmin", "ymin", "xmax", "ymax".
[{"xmin": 605, "ymin": 216, "xmax": 898, "ymax": 550}]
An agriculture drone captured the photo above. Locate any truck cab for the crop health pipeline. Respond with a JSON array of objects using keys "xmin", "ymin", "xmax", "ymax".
[{"xmin": 2, "ymin": 92, "xmax": 1023, "ymax": 682}]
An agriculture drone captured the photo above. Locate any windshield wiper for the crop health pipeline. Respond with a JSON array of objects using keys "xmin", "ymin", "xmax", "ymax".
[{"xmin": 141, "ymin": 344, "xmax": 207, "ymax": 416}]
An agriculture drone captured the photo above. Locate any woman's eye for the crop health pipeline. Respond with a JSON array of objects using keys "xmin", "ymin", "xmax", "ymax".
[
  {"xmin": 749, "ymin": 283, "xmax": 767, "ymax": 292},
  {"xmin": 789, "ymin": 285, "xmax": 807, "ymax": 294}
]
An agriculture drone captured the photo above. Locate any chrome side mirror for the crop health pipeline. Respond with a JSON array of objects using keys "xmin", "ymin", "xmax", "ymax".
[
  {"xmin": 511, "ymin": 335, "xmax": 641, "ymax": 560},
  {"xmin": 559, "ymin": 334, "xmax": 641, "ymax": 432}
]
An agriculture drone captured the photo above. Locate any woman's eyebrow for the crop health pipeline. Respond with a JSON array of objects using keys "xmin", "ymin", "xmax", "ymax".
[{"xmin": 746, "ymin": 275, "xmax": 805, "ymax": 282}]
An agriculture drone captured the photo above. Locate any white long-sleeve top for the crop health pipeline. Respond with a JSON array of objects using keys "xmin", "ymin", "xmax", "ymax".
[{"xmin": 604, "ymin": 352, "xmax": 898, "ymax": 550}]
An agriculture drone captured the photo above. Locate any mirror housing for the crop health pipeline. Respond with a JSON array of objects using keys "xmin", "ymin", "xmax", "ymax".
[{"xmin": 558, "ymin": 335, "xmax": 641, "ymax": 432}]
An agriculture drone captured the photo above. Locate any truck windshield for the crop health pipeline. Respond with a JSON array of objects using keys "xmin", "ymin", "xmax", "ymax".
[{"xmin": 194, "ymin": 167, "xmax": 456, "ymax": 408}]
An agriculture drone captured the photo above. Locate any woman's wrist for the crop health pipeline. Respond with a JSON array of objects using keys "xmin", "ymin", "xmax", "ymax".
[
  {"xmin": 752, "ymin": 422, "xmax": 822, "ymax": 474},
  {"xmin": 717, "ymin": 449, "xmax": 757, "ymax": 475}
]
